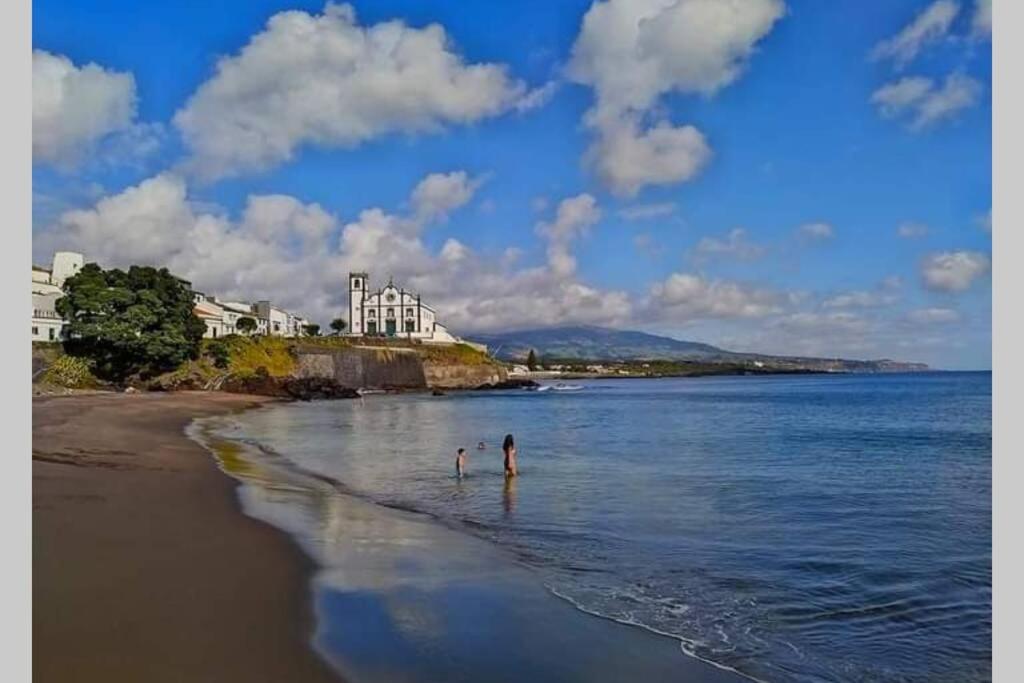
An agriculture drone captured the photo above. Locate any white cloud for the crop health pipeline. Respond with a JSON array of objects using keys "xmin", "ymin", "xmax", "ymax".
[
  {"xmin": 872, "ymin": 72, "xmax": 982, "ymax": 130},
  {"xmin": 410, "ymin": 171, "xmax": 483, "ymax": 223},
  {"xmin": 797, "ymin": 221, "xmax": 834, "ymax": 242},
  {"xmin": 921, "ymin": 250, "xmax": 990, "ymax": 292},
  {"xmin": 907, "ymin": 307, "xmax": 961, "ymax": 324},
  {"xmin": 870, "ymin": 0, "xmax": 960, "ymax": 68},
  {"xmin": 822, "ymin": 290, "xmax": 898, "ymax": 309},
  {"xmin": 41, "ymin": 174, "xmax": 635, "ymax": 332},
  {"xmin": 971, "ymin": 0, "xmax": 991, "ymax": 38},
  {"xmin": 897, "ymin": 221, "xmax": 929, "ymax": 239},
  {"xmin": 174, "ymin": 3, "xmax": 540, "ymax": 180},
  {"xmin": 618, "ymin": 202, "xmax": 677, "ymax": 221},
  {"xmin": 691, "ymin": 228, "xmax": 765, "ymax": 263},
  {"xmin": 33, "ymin": 50, "xmax": 138, "ymax": 167},
  {"xmin": 647, "ymin": 272, "xmax": 784, "ymax": 320},
  {"xmin": 567, "ymin": 0, "xmax": 784, "ymax": 195},
  {"xmin": 536, "ymin": 194, "xmax": 602, "ymax": 277}
]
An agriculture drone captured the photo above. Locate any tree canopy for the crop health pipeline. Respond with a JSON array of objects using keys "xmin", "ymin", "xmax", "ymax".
[
  {"xmin": 56, "ymin": 263, "xmax": 207, "ymax": 382},
  {"xmin": 304, "ymin": 323, "xmax": 321, "ymax": 336},
  {"xmin": 526, "ymin": 349, "xmax": 538, "ymax": 371},
  {"xmin": 236, "ymin": 316, "xmax": 258, "ymax": 334},
  {"xmin": 330, "ymin": 318, "xmax": 347, "ymax": 334}
]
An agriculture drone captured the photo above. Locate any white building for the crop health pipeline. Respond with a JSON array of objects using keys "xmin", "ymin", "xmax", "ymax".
[
  {"xmin": 347, "ymin": 272, "xmax": 463, "ymax": 345},
  {"xmin": 192, "ymin": 294, "xmax": 308, "ymax": 339},
  {"xmin": 31, "ymin": 251, "xmax": 84, "ymax": 342}
]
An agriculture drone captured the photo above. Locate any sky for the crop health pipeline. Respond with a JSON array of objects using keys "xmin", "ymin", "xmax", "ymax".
[{"xmin": 31, "ymin": 0, "xmax": 992, "ymax": 369}]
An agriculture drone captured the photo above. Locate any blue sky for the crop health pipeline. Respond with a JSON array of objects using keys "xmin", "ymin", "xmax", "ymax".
[{"xmin": 32, "ymin": 0, "xmax": 992, "ymax": 368}]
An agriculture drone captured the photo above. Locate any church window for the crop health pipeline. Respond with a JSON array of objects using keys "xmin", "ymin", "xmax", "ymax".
[
  {"xmin": 405, "ymin": 320, "xmax": 415, "ymax": 332},
  {"xmin": 353, "ymin": 278, "xmax": 361, "ymax": 289},
  {"xmin": 387, "ymin": 308, "xmax": 395, "ymax": 317},
  {"xmin": 406, "ymin": 308, "xmax": 414, "ymax": 317},
  {"xmin": 368, "ymin": 309, "xmax": 375, "ymax": 318}
]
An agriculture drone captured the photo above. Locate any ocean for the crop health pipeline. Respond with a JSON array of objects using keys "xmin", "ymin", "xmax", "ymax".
[{"xmin": 196, "ymin": 372, "xmax": 991, "ymax": 682}]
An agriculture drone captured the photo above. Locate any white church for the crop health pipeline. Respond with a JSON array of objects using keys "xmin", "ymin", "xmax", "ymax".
[{"xmin": 348, "ymin": 272, "xmax": 464, "ymax": 345}]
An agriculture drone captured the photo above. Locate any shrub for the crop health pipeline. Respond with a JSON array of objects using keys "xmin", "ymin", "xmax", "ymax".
[{"xmin": 42, "ymin": 355, "xmax": 97, "ymax": 388}]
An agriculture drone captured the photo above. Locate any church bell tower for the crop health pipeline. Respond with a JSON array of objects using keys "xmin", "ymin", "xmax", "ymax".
[{"xmin": 349, "ymin": 272, "xmax": 368, "ymax": 336}]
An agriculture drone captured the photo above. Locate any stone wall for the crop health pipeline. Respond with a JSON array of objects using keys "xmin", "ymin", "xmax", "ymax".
[{"xmin": 294, "ymin": 345, "xmax": 506, "ymax": 390}]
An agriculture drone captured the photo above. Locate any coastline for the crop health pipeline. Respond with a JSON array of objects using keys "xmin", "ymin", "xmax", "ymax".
[
  {"xmin": 193, "ymin": 400, "xmax": 751, "ymax": 683},
  {"xmin": 32, "ymin": 391, "xmax": 342, "ymax": 683}
]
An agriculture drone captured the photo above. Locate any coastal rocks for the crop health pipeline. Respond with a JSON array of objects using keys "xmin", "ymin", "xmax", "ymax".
[
  {"xmin": 221, "ymin": 369, "xmax": 359, "ymax": 400},
  {"xmin": 473, "ymin": 378, "xmax": 539, "ymax": 390},
  {"xmin": 422, "ymin": 361, "xmax": 508, "ymax": 389}
]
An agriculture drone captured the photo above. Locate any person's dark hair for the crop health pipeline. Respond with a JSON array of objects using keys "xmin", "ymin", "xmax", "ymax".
[
  {"xmin": 457, "ymin": 448, "xmax": 466, "ymax": 454},
  {"xmin": 502, "ymin": 434, "xmax": 514, "ymax": 452}
]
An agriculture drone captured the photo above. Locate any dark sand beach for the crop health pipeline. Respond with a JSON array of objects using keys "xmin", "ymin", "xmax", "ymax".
[{"xmin": 32, "ymin": 392, "xmax": 342, "ymax": 683}]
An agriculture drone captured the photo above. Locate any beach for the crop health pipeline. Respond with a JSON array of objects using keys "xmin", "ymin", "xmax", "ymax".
[{"xmin": 32, "ymin": 392, "xmax": 341, "ymax": 683}]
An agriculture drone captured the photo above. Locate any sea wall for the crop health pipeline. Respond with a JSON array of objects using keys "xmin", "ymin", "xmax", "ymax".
[
  {"xmin": 295, "ymin": 347, "xmax": 427, "ymax": 389},
  {"xmin": 293, "ymin": 345, "xmax": 507, "ymax": 390}
]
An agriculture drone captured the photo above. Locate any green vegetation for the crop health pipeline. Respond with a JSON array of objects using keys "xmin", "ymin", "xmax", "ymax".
[
  {"xmin": 41, "ymin": 355, "xmax": 98, "ymax": 388},
  {"xmin": 534, "ymin": 357, "xmax": 823, "ymax": 378},
  {"xmin": 57, "ymin": 263, "xmax": 206, "ymax": 382},
  {"xmin": 236, "ymin": 316, "xmax": 258, "ymax": 334},
  {"xmin": 419, "ymin": 342, "xmax": 494, "ymax": 366},
  {"xmin": 526, "ymin": 348, "xmax": 538, "ymax": 371},
  {"xmin": 304, "ymin": 323, "xmax": 321, "ymax": 336},
  {"xmin": 329, "ymin": 318, "xmax": 347, "ymax": 334}
]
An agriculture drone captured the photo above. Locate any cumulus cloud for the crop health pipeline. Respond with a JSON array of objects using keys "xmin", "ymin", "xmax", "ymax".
[
  {"xmin": 410, "ymin": 171, "xmax": 483, "ymax": 223},
  {"xmin": 691, "ymin": 228, "xmax": 765, "ymax": 263},
  {"xmin": 619, "ymin": 202, "xmax": 677, "ymax": 221},
  {"xmin": 647, "ymin": 272, "xmax": 784, "ymax": 320},
  {"xmin": 536, "ymin": 194, "xmax": 602, "ymax": 277},
  {"xmin": 897, "ymin": 221, "xmax": 929, "ymax": 239},
  {"xmin": 870, "ymin": 0, "xmax": 960, "ymax": 68},
  {"xmin": 921, "ymin": 250, "xmax": 990, "ymax": 292},
  {"xmin": 175, "ymin": 3, "xmax": 541, "ymax": 180},
  {"xmin": 567, "ymin": 0, "xmax": 784, "ymax": 195},
  {"xmin": 797, "ymin": 221, "xmax": 834, "ymax": 242},
  {"xmin": 822, "ymin": 290, "xmax": 898, "ymax": 309},
  {"xmin": 40, "ymin": 173, "xmax": 636, "ymax": 332},
  {"xmin": 872, "ymin": 72, "xmax": 982, "ymax": 130},
  {"xmin": 907, "ymin": 307, "xmax": 961, "ymax": 324},
  {"xmin": 33, "ymin": 50, "xmax": 138, "ymax": 167}
]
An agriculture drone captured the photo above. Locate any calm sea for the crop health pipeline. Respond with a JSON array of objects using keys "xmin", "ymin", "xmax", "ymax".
[{"xmin": 211, "ymin": 372, "xmax": 991, "ymax": 682}]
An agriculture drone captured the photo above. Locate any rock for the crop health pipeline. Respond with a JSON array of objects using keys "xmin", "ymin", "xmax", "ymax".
[
  {"xmin": 473, "ymin": 378, "xmax": 539, "ymax": 391},
  {"xmin": 432, "ymin": 389, "xmax": 446, "ymax": 396},
  {"xmin": 282, "ymin": 376, "xmax": 360, "ymax": 401}
]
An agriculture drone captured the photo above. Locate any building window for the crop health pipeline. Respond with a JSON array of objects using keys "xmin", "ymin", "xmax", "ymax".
[
  {"xmin": 49, "ymin": 328, "xmax": 56, "ymax": 341},
  {"xmin": 368, "ymin": 309, "xmax": 375, "ymax": 318},
  {"xmin": 387, "ymin": 308, "xmax": 394, "ymax": 317},
  {"xmin": 406, "ymin": 308, "xmax": 414, "ymax": 317},
  {"xmin": 32, "ymin": 326, "xmax": 38, "ymax": 336},
  {"xmin": 353, "ymin": 278, "xmax": 361, "ymax": 289},
  {"xmin": 405, "ymin": 320, "xmax": 415, "ymax": 332}
]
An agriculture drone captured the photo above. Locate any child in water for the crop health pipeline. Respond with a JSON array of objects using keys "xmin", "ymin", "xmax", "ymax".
[{"xmin": 455, "ymin": 447, "xmax": 467, "ymax": 478}]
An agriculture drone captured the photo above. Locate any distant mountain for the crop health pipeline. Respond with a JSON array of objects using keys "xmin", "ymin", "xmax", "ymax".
[
  {"xmin": 467, "ymin": 326, "xmax": 737, "ymax": 362},
  {"xmin": 466, "ymin": 325, "xmax": 930, "ymax": 372}
]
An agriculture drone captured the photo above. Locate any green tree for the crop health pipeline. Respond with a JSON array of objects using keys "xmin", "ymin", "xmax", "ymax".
[
  {"xmin": 56, "ymin": 263, "xmax": 207, "ymax": 382},
  {"xmin": 329, "ymin": 318, "xmax": 347, "ymax": 335},
  {"xmin": 236, "ymin": 316, "xmax": 258, "ymax": 335},
  {"xmin": 526, "ymin": 349, "xmax": 538, "ymax": 371},
  {"xmin": 304, "ymin": 323, "xmax": 321, "ymax": 336}
]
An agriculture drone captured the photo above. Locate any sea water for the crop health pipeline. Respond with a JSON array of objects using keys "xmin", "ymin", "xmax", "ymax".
[{"xmin": 208, "ymin": 372, "xmax": 991, "ymax": 682}]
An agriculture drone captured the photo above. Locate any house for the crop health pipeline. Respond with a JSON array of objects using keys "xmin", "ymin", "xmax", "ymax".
[
  {"xmin": 347, "ymin": 272, "xmax": 466, "ymax": 346},
  {"xmin": 192, "ymin": 292, "xmax": 228, "ymax": 339},
  {"xmin": 31, "ymin": 251, "xmax": 84, "ymax": 341}
]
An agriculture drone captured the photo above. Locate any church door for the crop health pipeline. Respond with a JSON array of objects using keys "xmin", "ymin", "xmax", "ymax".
[
  {"xmin": 385, "ymin": 319, "xmax": 397, "ymax": 336},
  {"xmin": 367, "ymin": 321, "xmax": 377, "ymax": 335}
]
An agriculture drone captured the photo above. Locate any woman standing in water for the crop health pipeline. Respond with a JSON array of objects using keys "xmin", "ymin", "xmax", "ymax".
[{"xmin": 502, "ymin": 433, "xmax": 518, "ymax": 477}]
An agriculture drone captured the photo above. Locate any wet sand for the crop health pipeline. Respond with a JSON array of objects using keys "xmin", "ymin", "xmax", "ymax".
[{"xmin": 33, "ymin": 392, "xmax": 342, "ymax": 683}]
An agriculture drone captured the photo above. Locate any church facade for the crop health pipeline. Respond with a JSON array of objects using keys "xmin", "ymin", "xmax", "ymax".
[{"xmin": 348, "ymin": 272, "xmax": 459, "ymax": 343}]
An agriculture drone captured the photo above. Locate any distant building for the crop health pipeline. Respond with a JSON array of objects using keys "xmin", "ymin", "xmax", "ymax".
[
  {"xmin": 31, "ymin": 251, "xmax": 84, "ymax": 342},
  {"xmin": 192, "ymin": 294, "xmax": 308, "ymax": 339},
  {"xmin": 347, "ymin": 272, "xmax": 475, "ymax": 348}
]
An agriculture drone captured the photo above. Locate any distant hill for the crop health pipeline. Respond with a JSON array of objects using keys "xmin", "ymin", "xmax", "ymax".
[
  {"xmin": 468, "ymin": 326, "xmax": 737, "ymax": 362},
  {"xmin": 466, "ymin": 325, "xmax": 929, "ymax": 372}
]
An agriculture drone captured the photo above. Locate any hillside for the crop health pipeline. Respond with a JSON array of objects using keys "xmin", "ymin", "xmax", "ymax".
[
  {"xmin": 468, "ymin": 326, "xmax": 735, "ymax": 362},
  {"xmin": 466, "ymin": 326, "xmax": 929, "ymax": 372}
]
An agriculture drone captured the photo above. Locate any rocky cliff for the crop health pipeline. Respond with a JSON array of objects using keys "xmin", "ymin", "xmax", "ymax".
[{"xmin": 293, "ymin": 345, "xmax": 506, "ymax": 390}]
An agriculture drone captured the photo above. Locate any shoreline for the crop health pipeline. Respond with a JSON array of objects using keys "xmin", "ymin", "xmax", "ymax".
[
  {"xmin": 193, "ymin": 400, "xmax": 751, "ymax": 683},
  {"xmin": 32, "ymin": 392, "xmax": 342, "ymax": 683}
]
